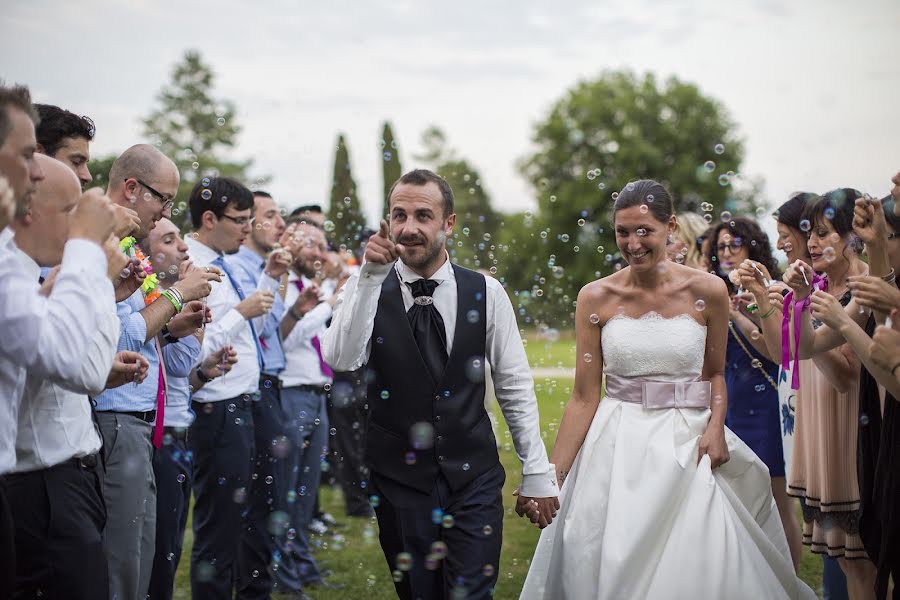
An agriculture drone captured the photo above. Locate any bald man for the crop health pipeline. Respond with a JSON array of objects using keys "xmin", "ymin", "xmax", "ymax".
[
  {"xmin": 0, "ymin": 82, "xmax": 117, "ymax": 599},
  {"xmin": 6, "ymin": 155, "xmax": 125, "ymax": 598},
  {"xmin": 92, "ymin": 144, "xmax": 220, "ymax": 600}
]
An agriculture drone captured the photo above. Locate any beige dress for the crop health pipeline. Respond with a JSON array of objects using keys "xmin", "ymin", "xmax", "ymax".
[{"xmin": 788, "ymin": 357, "xmax": 868, "ymax": 559}]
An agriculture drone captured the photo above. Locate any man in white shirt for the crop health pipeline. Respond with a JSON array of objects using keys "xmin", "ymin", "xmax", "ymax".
[
  {"xmin": 144, "ymin": 217, "xmax": 239, "ymax": 600},
  {"xmin": 6, "ymin": 154, "xmax": 137, "ymax": 598},
  {"xmin": 184, "ymin": 176, "xmax": 283, "ymax": 600},
  {"xmin": 0, "ymin": 81, "xmax": 118, "ymax": 599},
  {"xmin": 278, "ymin": 221, "xmax": 336, "ymax": 586},
  {"xmin": 322, "ymin": 169, "xmax": 559, "ymax": 599}
]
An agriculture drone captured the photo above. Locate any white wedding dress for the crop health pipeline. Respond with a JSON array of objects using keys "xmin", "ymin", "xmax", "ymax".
[{"xmin": 521, "ymin": 313, "xmax": 816, "ymax": 600}]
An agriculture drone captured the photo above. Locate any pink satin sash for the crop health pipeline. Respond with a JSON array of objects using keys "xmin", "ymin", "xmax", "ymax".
[
  {"xmin": 780, "ymin": 274, "xmax": 827, "ymax": 390},
  {"xmin": 604, "ymin": 375, "xmax": 711, "ymax": 409}
]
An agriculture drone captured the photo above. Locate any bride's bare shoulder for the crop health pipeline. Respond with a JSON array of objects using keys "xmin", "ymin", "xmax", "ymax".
[
  {"xmin": 681, "ymin": 266, "xmax": 728, "ymax": 300},
  {"xmin": 579, "ymin": 269, "xmax": 627, "ymax": 301}
]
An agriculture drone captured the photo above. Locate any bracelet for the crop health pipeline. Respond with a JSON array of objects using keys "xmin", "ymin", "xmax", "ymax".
[
  {"xmin": 161, "ymin": 325, "xmax": 180, "ymax": 344},
  {"xmin": 881, "ymin": 269, "xmax": 896, "ymax": 284},
  {"xmin": 289, "ymin": 307, "xmax": 304, "ymax": 321},
  {"xmin": 196, "ymin": 367, "xmax": 213, "ymax": 383},
  {"xmin": 759, "ymin": 305, "xmax": 778, "ymax": 319},
  {"xmin": 161, "ymin": 289, "xmax": 183, "ymax": 313},
  {"xmin": 168, "ymin": 286, "xmax": 185, "ymax": 306}
]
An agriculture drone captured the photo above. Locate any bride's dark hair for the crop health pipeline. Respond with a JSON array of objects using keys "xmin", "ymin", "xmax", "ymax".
[{"xmin": 613, "ymin": 180, "xmax": 675, "ymax": 224}]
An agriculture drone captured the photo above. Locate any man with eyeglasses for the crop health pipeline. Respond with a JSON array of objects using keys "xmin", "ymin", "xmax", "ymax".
[
  {"xmin": 94, "ymin": 144, "xmax": 221, "ymax": 600},
  {"xmin": 184, "ymin": 176, "xmax": 288, "ymax": 600}
]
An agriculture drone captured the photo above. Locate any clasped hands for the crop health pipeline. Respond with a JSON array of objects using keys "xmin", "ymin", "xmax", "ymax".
[{"xmin": 513, "ymin": 489, "xmax": 560, "ymax": 529}]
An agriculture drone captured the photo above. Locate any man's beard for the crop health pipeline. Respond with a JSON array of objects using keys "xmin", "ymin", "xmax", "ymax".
[{"xmin": 399, "ymin": 231, "xmax": 445, "ymax": 269}]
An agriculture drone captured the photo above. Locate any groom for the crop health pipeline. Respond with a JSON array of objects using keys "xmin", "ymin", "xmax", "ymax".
[{"xmin": 323, "ymin": 169, "xmax": 558, "ymax": 599}]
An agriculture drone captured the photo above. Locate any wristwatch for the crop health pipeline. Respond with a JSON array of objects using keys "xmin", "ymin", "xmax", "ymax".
[
  {"xmin": 161, "ymin": 325, "xmax": 180, "ymax": 344},
  {"xmin": 196, "ymin": 367, "xmax": 213, "ymax": 383}
]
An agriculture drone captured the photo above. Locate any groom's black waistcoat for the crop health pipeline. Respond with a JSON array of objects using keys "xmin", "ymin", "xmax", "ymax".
[{"xmin": 365, "ymin": 264, "xmax": 500, "ymax": 494}]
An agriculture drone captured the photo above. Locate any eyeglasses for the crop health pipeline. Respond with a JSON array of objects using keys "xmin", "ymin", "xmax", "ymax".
[
  {"xmin": 219, "ymin": 214, "xmax": 250, "ymax": 226},
  {"xmin": 716, "ymin": 242, "xmax": 744, "ymax": 253},
  {"xmin": 129, "ymin": 178, "xmax": 174, "ymax": 211}
]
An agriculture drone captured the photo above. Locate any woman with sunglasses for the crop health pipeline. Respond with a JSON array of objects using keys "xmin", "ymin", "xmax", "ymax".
[{"xmin": 704, "ymin": 215, "xmax": 802, "ymax": 568}]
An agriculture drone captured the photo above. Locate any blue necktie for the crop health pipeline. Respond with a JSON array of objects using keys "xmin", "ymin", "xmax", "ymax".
[{"xmin": 213, "ymin": 256, "xmax": 264, "ymax": 369}]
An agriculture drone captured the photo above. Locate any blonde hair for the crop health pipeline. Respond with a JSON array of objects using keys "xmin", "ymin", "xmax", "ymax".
[{"xmin": 672, "ymin": 212, "xmax": 710, "ymax": 269}]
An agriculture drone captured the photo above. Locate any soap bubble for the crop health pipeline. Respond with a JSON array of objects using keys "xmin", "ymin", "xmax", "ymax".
[
  {"xmin": 714, "ymin": 143, "xmax": 725, "ymax": 155},
  {"xmin": 409, "ymin": 422, "xmax": 434, "ymax": 450},
  {"xmin": 694, "ymin": 299, "xmax": 706, "ymax": 311}
]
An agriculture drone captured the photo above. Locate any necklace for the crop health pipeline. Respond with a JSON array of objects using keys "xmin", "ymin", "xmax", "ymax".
[{"xmin": 119, "ymin": 236, "xmax": 160, "ymax": 305}]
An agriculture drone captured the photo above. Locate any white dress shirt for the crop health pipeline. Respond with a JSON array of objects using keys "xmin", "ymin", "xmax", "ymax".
[
  {"xmin": 185, "ymin": 236, "xmax": 274, "ymax": 402},
  {"xmin": 322, "ymin": 255, "xmax": 558, "ymax": 498},
  {"xmin": 13, "ymin": 248, "xmax": 115, "ymax": 472},
  {"xmin": 0, "ymin": 227, "xmax": 113, "ymax": 474},
  {"xmin": 281, "ymin": 273, "xmax": 332, "ymax": 388}
]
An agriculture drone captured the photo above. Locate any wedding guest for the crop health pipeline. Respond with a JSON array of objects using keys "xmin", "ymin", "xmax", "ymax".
[
  {"xmin": 779, "ymin": 189, "xmax": 876, "ymax": 598},
  {"xmin": 706, "ymin": 215, "xmax": 801, "ymax": 568},
  {"xmin": 6, "ymin": 154, "xmax": 139, "ymax": 598},
  {"xmin": 185, "ymin": 176, "xmax": 282, "ymax": 600},
  {"xmin": 668, "ymin": 212, "xmax": 709, "ymax": 269},
  {"xmin": 279, "ymin": 221, "xmax": 337, "ymax": 587},
  {"xmin": 0, "ymin": 81, "xmax": 116, "ymax": 599},
  {"xmin": 34, "ymin": 103, "xmax": 95, "ymax": 189},
  {"xmin": 144, "ymin": 217, "xmax": 237, "ymax": 600},
  {"xmin": 93, "ymin": 145, "xmax": 216, "ymax": 600}
]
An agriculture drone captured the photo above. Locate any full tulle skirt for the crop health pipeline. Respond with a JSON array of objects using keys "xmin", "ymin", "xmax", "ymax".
[{"xmin": 520, "ymin": 398, "xmax": 816, "ymax": 599}]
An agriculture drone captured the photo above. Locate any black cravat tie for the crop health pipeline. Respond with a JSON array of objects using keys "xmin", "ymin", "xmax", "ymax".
[{"xmin": 407, "ymin": 278, "xmax": 448, "ymax": 383}]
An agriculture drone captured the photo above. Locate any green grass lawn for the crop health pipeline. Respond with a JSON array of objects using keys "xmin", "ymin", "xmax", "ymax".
[{"xmin": 172, "ymin": 351, "xmax": 824, "ymax": 598}]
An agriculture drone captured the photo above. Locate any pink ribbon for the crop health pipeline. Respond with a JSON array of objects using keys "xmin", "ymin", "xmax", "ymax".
[
  {"xmin": 294, "ymin": 280, "xmax": 334, "ymax": 378},
  {"xmin": 153, "ymin": 363, "xmax": 166, "ymax": 448},
  {"xmin": 605, "ymin": 375, "xmax": 711, "ymax": 409},
  {"xmin": 781, "ymin": 274, "xmax": 827, "ymax": 390}
]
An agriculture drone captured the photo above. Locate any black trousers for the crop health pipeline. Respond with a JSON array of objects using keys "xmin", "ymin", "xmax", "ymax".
[
  {"xmin": 188, "ymin": 397, "xmax": 255, "ymax": 600},
  {"xmin": 148, "ymin": 434, "xmax": 193, "ymax": 600},
  {"xmin": 5, "ymin": 456, "xmax": 107, "ymax": 600},
  {"xmin": 0, "ymin": 477, "xmax": 16, "ymax": 600},
  {"xmin": 328, "ymin": 370, "xmax": 373, "ymax": 516},
  {"xmin": 371, "ymin": 463, "xmax": 505, "ymax": 600},
  {"xmin": 241, "ymin": 381, "xmax": 291, "ymax": 596}
]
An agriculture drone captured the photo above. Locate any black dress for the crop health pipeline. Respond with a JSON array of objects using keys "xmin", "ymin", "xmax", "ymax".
[{"xmin": 856, "ymin": 314, "xmax": 900, "ymax": 599}]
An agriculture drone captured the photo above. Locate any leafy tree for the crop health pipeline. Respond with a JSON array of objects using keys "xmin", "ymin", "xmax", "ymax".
[
  {"xmin": 87, "ymin": 153, "xmax": 117, "ymax": 192},
  {"xmin": 413, "ymin": 126, "xmax": 500, "ymax": 271},
  {"xmin": 327, "ymin": 133, "xmax": 366, "ymax": 249},
  {"xmin": 381, "ymin": 121, "xmax": 402, "ymax": 218},
  {"xmin": 514, "ymin": 69, "xmax": 759, "ymax": 326},
  {"xmin": 142, "ymin": 49, "xmax": 258, "ymax": 230}
]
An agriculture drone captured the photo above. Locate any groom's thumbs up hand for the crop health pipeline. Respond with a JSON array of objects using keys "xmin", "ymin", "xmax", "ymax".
[{"xmin": 365, "ymin": 219, "xmax": 402, "ymax": 265}]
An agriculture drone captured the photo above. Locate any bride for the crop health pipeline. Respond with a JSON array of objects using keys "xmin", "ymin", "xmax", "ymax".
[{"xmin": 520, "ymin": 180, "xmax": 815, "ymax": 599}]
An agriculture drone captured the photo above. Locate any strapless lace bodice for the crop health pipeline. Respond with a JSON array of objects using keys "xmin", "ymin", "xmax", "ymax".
[{"xmin": 601, "ymin": 312, "xmax": 706, "ymax": 381}]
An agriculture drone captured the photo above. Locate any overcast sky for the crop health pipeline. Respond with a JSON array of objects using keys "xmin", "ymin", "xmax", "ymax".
[{"xmin": 3, "ymin": 0, "xmax": 897, "ymax": 227}]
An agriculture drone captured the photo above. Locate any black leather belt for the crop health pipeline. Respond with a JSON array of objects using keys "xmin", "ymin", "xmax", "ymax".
[
  {"xmin": 116, "ymin": 409, "xmax": 156, "ymax": 423},
  {"xmin": 72, "ymin": 454, "xmax": 99, "ymax": 469},
  {"xmin": 4, "ymin": 454, "xmax": 100, "ymax": 481},
  {"xmin": 295, "ymin": 384, "xmax": 327, "ymax": 394},
  {"xmin": 260, "ymin": 374, "xmax": 282, "ymax": 391}
]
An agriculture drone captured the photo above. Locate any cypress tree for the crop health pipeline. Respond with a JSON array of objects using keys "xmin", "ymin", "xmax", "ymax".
[{"xmin": 327, "ymin": 134, "xmax": 365, "ymax": 249}]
